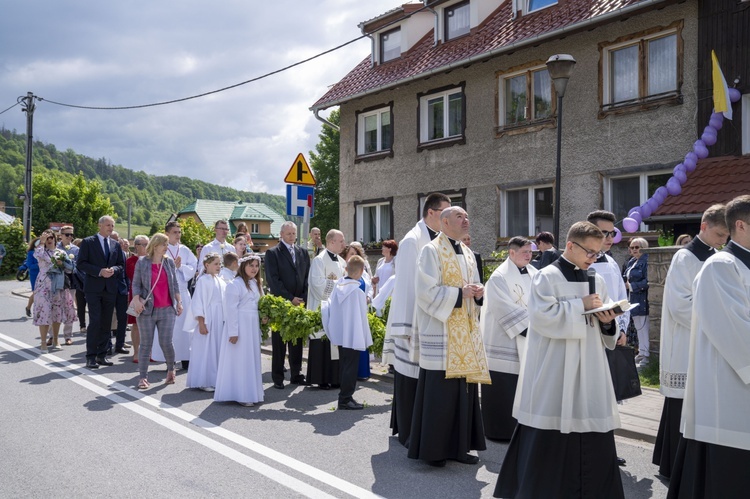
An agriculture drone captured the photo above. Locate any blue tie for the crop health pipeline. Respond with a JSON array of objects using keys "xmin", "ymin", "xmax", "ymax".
[{"xmin": 104, "ymin": 238, "xmax": 110, "ymax": 261}]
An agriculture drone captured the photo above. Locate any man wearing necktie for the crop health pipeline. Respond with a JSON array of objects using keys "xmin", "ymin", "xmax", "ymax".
[
  {"xmin": 264, "ymin": 221, "xmax": 311, "ymax": 388},
  {"xmin": 77, "ymin": 215, "xmax": 126, "ymax": 369}
]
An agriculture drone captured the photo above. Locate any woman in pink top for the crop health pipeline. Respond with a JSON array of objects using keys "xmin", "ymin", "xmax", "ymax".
[{"xmin": 131, "ymin": 233, "xmax": 183, "ymax": 389}]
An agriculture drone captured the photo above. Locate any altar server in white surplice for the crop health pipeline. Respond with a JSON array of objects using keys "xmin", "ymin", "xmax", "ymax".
[
  {"xmin": 198, "ymin": 219, "xmax": 236, "ymax": 274},
  {"xmin": 495, "ymin": 221, "xmax": 625, "ymax": 499},
  {"xmin": 185, "ymin": 253, "xmax": 226, "ymax": 392},
  {"xmin": 305, "ymin": 229, "xmax": 347, "ymax": 389},
  {"xmin": 322, "ymin": 256, "xmax": 372, "ymax": 410},
  {"xmin": 480, "ymin": 236, "xmax": 537, "ymax": 442},
  {"xmin": 383, "ymin": 192, "xmax": 450, "ymax": 448},
  {"xmin": 653, "ymin": 204, "xmax": 727, "ymax": 479},
  {"xmin": 668, "ymin": 195, "xmax": 750, "ymax": 499},
  {"xmin": 151, "ymin": 221, "xmax": 198, "ymax": 367},
  {"xmin": 407, "ymin": 206, "xmax": 489, "ymax": 467},
  {"xmin": 214, "ymin": 255, "xmax": 264, "ymax": 407}
]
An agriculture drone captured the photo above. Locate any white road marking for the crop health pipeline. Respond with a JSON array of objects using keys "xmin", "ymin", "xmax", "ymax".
[{"xmin": 0, "ymin": 333, "xmax": 381, "ymax": 499}]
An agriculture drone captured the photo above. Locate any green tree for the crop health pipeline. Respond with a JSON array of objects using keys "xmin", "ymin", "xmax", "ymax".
[
  {"xmin": 308, "ymin": 109, "xmax": 340, "ymax": 236},
  {"xmin": 0, "ymin": 219, "xmax": 29, "ymax": 276},
  {"xmin": 32, "ymin": 172, "xmax": 114, "ymax": 237},
  {"xmin": 178, "ymin": 217, "xmax": 213, "ymax": 253}
]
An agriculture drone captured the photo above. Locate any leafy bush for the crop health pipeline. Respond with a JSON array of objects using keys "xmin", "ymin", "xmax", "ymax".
[
  {"xmin": 482, "ymin": 249, "xmax": 509, "ymax": 282},
  {"xmin": 0, "ymin": 219, "xmax": 28, "ymax": 276},
  {"xmin": 178, "ymin": 217, "xmax": 214, "ymax": 252}
]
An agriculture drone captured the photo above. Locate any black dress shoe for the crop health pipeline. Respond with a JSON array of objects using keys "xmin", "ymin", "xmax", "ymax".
[
  {"xmin": 290, "ymin": 375, "xmax": 308, "ymax": 385},
  {"xmin": 617, "ymin": 456, "xmax": 626, "ymax": 466},
  {"xmin": 85, "ymin": 360, "xmax": 99, "ymax": 369},
  {"xmin": 115, "ymin": 347, "xmax": 130, "ymax": 354},
  {"xmin": 273, "ymin": 382, "xmax": 285, "ymax": 389},
  {"xmin": 427, "ymin": 459, "xmax": 447, "ymax": 467},
  {"xmin": 456, "ymin": 454, "xmax": 479, "ymax": 465},
  {"xmin": 338, "ymin": 400, "xmax": 364, "ymax": 410},
  {"xmin": 318, "ymin": 383, "xmax": 331, "ymax": 390},
  {"xmin": 95, "ymin": 356, "xmax": 114, "ymax": 366}
]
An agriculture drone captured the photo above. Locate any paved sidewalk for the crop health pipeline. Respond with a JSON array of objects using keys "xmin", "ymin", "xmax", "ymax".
[{"xmin": 14, "ymin": 286, "xmax": 662, "ymax": 444}]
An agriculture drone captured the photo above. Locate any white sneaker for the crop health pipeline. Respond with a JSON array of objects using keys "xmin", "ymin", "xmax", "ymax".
[
  {"xmin": 634, "ymin": 354, "xmax": 645, "ymax": 363},
  {"xmin": 637, "ymin": 357, "xmax": 650, "ymax": 368}
]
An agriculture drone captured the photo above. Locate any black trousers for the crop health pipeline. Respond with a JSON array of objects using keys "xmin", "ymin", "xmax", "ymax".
[
  {"xmin": 271, "ymin": 330, "xmax": 302, "ymax": 384},
  {"xmin": 111, "ymin": 293, "xmax": 128, "ymax": 350},
  {"xmin": 75, "ymin": 289, "xmax": 87, "ymax": 328},
  {"xmin": 338, "ymin": 346, "xmax": 360, "ymax": 404},
  {"xmin": 85, "ymin": 291, "xmax": 116, "ymax": 360}
]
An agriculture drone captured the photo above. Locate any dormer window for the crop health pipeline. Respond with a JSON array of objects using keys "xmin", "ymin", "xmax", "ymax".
[
  {"xmin": 380, "ymin": 27, "xmax": 401, "ymax": 63},
  {"xmin": 445, "ymin": 1, "xmax": 470, "ymax": 41},
  {"xmin": 527, "ymin": 0, "xmax": 557, "ymax": 13}
]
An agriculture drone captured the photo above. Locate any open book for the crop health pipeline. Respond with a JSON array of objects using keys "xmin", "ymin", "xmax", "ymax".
[{"xmin": 582, "ymin": 299, "xmax": 639, "ymax": 316}]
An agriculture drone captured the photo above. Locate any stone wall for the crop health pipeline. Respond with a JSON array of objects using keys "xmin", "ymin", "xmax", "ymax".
[{"xmin": 643, "ymin": 246, "xmax": 680, "ymax": 356}]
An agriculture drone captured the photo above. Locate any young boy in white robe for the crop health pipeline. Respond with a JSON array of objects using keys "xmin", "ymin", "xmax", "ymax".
[
  {"xmin": 186, "ymin": 253, "xmax": 226, "ymax": 392},
  {"xmin": 322, "ymin": 255, "xmax": 372, "ymax": 411},
  {"xmin": 495, "ymin": 221, "xmax": 625, "ymax": 499},
  {"xmin": 219, "ymin": 253, "xmax": 238, "ymax": 283},
  {"xmin": 668, "ymin": 195, "xmax": 750, "ymax": 498}
]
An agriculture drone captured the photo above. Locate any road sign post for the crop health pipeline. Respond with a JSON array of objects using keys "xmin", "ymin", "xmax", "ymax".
[{"xmin": 284, "ymin": 153, "xmax": 317, "ymax": 242}]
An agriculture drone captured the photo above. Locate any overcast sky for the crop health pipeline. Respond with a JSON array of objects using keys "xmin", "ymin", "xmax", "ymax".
[{"xmin": 0, "ymin": 1, "xmax": 398, "ymax": 196}]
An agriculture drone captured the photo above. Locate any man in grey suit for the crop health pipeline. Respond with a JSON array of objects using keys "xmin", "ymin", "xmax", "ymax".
[
  {"xmin": 264, "ymin": 221, "xmax": 311, "ymax": 389},
  {"xmin": 77, "ymin": 216, "xmax": 125, "ymax": 369}
]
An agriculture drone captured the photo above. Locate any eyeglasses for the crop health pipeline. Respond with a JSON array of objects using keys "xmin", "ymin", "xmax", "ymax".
[
  {"xmin": 61, "ymin": 233, "xmax": 74, "ymax": 237},
  {"xmin": 572, "ymin": 241, "xmax": 604, "ymax": 259},
  {"xmin": 630, "ymin": 245, "xmax": 640, "ymax": 250},
  {"xmin": 601, "ymin": 230, "xmax": 616, "ymax": 238},
  {"xmin": 216, "ymin": 227, "xmax": 229, "ymax": 231}
]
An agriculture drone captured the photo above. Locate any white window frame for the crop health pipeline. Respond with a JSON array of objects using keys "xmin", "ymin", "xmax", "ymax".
[
  {"xmin": 250, "ymin": 223, "xmax": 260, "ymax": 234},
  {"xmin": 356, "ymin": 201, "xmax": 392, "ymax": 244},
  {"xmin": 524, "ymin": 0, "xmax": 557, "ymax": 15},
  {"xmin": 604, "ymin": 170, "xmax": 672, "ymax": 230},
  {"xmin": 601, "ymin": 28, "xmax": 680, "ymax": 108},
  {"xmin": 419, "ymin": 87, "xmax": 464, "ymax": 144},
  {"xmin": 498, "ymin": 65, "xmax": 554, "ymax": 127},
  {"xmin": 357, "ymin": 106, "xmax": 393, "ymax": 156},
  {"xmin": 379, "ymin": 27, "xmax": 401, "ymax": 63},
  {"xmin": 500, "ymin": 184, "xmax": 554, "ymax": 237}
]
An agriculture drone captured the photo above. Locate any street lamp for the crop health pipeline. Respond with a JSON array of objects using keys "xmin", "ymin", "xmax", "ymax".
[{"xmin": 546, "ymin": 54, "xmax": 576, "ymax": 247}]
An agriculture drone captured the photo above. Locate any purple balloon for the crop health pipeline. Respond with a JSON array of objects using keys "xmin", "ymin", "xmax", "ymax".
[
  {"xmin": 674, "ymin": 168, "xmax": 688, "ymax": 185},
  {"xmin": 622, "ymin": 217, "xmax": 639, "ymax": 233},
  {"xmin": 640, "ymin": 202, "xmax": 653, "ymax": 219},
  {"xmin": 530, "ymin": 242, "xmax": 538, "ymax": 251},
  {"xmin": 628, "ymin": 207, "xmax": 640, "ymax": 217},
  {"xmin": 667, "ymin": 177, "xmax": 682, "ymax": 196},
  {"xmin": 693, "ymin": 140, "xmax": 709, "ymax": 159},
  {"xmin": 710, "ymin": 112, "xmax": 724, "ymax": 130},
  {"xmin": 702, "ymin": 129, "xmax": 718, "ymax": 146},
  {"xmin": 654, "ymin": 186, "xmax": 668, "ymax": 203},
  {"xmin": 728, "ymin": 88, "xmax": 741, "ymax": 103},
  {"xmin": 612, "ymin": 227, "xmax": 623, "ymax": 244},
  {"xmin": 647, "ymin": 197, "xmax": 659, "ymax": 213},
  {"xmin": 630, "ymin": 211, "xmax": 643, "ymax": 225},
  {"xmin": 684, "ymin": 152, "xmax": 698, "ymax": 172}
]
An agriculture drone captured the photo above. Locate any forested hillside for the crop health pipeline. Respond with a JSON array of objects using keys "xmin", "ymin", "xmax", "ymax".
[{"xmin": 0, "ymin": 127, "xmax": 286, "ymax": 226}]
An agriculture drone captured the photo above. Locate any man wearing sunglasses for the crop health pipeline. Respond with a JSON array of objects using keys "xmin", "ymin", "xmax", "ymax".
[{"xmin": 495, "ymin": 221, "xmax": 625, "ymax": 498}]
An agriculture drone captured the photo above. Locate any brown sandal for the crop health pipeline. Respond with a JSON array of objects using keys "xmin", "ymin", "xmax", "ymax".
[
  {"xmin": 64, "ymin": 339, "xmax": 73, "ymax": 346},
  {"xmin": 165, "ymin": 371, "xmax": 176, "ymax": 385},
  {"xmin": 138, "ymin": 378, "xmax": 150, "ymax": 390}
]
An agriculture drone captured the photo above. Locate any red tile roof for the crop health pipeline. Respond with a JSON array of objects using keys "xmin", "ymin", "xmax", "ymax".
[
  {"xmin": 654, "ymin": 156, "xmax": 750, "ymax": 216},
  {"xmin": 312, "ymin": 0, "xmax": 667, "ymax": 110}
]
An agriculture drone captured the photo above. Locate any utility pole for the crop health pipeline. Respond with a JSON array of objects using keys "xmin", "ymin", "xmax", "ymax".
[
  {"xmin": 20, "ymin": 92, "xmax": 36, "ymax": 243},
  {"xmin": 127, "ymin": 199, "xmax": 132, "ymax": 240}
]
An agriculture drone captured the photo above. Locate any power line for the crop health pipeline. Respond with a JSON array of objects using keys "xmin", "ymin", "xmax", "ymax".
[{"xmin": 0, "ymin": 100, "xmax": 21, "ymax": 116}]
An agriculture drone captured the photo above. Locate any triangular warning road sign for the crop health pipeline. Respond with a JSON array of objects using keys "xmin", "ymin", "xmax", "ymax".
[{"xmin": 284, "ymin": 153, "xmax": 316, "ymax": 186}]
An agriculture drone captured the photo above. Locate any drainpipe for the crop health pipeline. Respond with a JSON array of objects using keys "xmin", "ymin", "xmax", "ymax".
[
  {"xmin": 424, "ymin": 0, "xmax": 439, "ymax": 46},
  {"xmin": 313, "ymin": 108, "xmax": 340, "ymax": 132},
  {"xmin": 359, "ymin": 23, "xmax": 376, "ymax": 68}
]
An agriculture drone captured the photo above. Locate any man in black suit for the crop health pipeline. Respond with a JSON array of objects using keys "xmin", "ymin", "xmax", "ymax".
[
  {"xmin": 77, "ymin": 215, "xmax": 126, "ymax": 369},
  {"xmin": 264, "ymin": 221, "xmax": 311, "ymax": 389},
  {"xmin": 531, "ymin": 231, "xmax": 562, "ymax": 270}
]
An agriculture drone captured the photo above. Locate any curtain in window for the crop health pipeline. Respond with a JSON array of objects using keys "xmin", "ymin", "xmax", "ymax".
[
  {"xmin": 380, "ymin": 111, "xmax": 392, "ymax": 150},
  {"xmin": 448, "ymin": 93, "xmax": 462, "ymax": 137},
  {"xmin": 379, "ymin": 204, "xmax": 391, "ymax": 241},
  {"xmin": 533, "ymin": 69, "xmax": 552, "ymax": 119},
  {"xmin": 648, "ymin": 35, "xmax": 677, "ymax": 96},
  {"xmin": 363, "ymin": 206, "xmax": 377, "ymax": 243},
  {"xmin": 611, "ymin": 45, "xmax": 639, "ymax": 103},
  {"xmin": 364, "ymin": 115, "xmax": 378, "ymax": 153},
  {"xmin": 381, "ymin": 29, "xmax": 401, "ymax": 62},
  {"xmin": 505, "ymin": 74, "xmax": 528, "ymax": 125},
  {"xmin": 507, "ymin": 190, "xmax": 529, "ymax": 236},
  {"xmin": 427, "ymin": 97, "xmax": 444, "ymax": 140},
  {"xmin": 447, "ymin": 4, "xmax": 470, "ymax": 39}
]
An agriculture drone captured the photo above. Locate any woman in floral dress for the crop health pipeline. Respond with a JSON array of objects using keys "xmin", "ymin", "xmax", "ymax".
[{"xmin": 33, "ymin": 230, "xmax": 76, "ymax": 353}]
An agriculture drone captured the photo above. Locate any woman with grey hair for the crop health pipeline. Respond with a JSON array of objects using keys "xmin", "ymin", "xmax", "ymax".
[
  {"xmin": 623, "ymin": 237, "xmax": 650, "ymax": 368},
  {"xmin": 131, "ymin": 233, "xmax": 182, "ymax": 389}
]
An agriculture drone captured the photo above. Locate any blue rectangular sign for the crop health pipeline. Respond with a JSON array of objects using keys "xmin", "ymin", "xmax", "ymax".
[{"xmin": 286, "ymin": 184, "xmax": 315, "ymax": 217}]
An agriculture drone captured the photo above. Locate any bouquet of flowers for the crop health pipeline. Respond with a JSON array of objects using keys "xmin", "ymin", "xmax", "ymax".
[{"xmin": 48, "ymin": 248, "xmax": 75, "ymax": 293}]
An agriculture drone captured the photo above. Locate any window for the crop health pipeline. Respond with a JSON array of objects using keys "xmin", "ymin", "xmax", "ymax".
[
  {"xmin": 444, "ymin": 1, "xmax": 470, "ymax": 41},
  {"xmin": 499, "ymin": 67, "xmax": 553, "ymax": 127},
  {"xmin": 418, "ymin": 86, "xmax": 465, "ymax": 145},
  {"xmin": 356, "ymin": 105, "xmax": 393, "ymax": 157},
  {"xmin": 601, "ymin": 24, "xmax": 682, "ymax": 111},
  {"xmin": 527, "ymin": 0, "xmax": 557, "ymax": 13},
  {"xmin": 355, "ymin": 200, "xmax": 392, "ymax": 244},
  {"xmin": 606, "ymin": 171, "xmax": 672, "ymax": 226},
  {"xmin": 502, "ymin": 186, "xmax": 553, "ymax": 237},
  {"xmin": 250, "ymin": 223, "xmax": 259, "ymax": 234},
  {"xmin": 743, "ymin": 94, "xmax": 749, "ymax": 155},
  {"xmin": 418, "ymin": 190, "xmax": 466, "ymax": 218},
  {"xmin": 380, "ymin": 28, "xmax": 401, "ymax": 63}
]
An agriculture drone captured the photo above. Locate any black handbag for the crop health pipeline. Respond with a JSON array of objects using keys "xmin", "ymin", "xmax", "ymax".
[{"xmin": 606, "ymin": 346, "xmax": 642, "ymax": 401}]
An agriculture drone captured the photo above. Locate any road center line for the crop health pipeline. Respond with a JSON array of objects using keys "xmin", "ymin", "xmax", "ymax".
[{"xmin": 0, "ymin": 333, "xmax": 381, "ymax": 499}]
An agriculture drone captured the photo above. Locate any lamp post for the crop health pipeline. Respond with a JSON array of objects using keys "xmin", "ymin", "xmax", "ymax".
[{"xmin": 546, "ymin": 54, "xmax": 576, "ymax": 247}]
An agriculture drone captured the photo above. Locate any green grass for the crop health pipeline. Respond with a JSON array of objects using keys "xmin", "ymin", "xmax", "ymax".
[
  {"xmin": 639, "ymin": 355, "xmax": 660, "ymax": 389},
  {"xmin": 118, "ymin": 224, "xmax": 152, "ymax": 239}
]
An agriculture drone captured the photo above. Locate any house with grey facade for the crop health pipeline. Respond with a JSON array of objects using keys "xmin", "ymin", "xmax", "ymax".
[{"xmin": 311, "ymin": 0, "xmax": 748, "ymax": 256}]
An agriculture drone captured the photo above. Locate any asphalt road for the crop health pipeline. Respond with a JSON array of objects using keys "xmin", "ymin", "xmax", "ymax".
[{"xmin": 0, "ymin": 280, "xmax": 669, "ymax": 498}]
